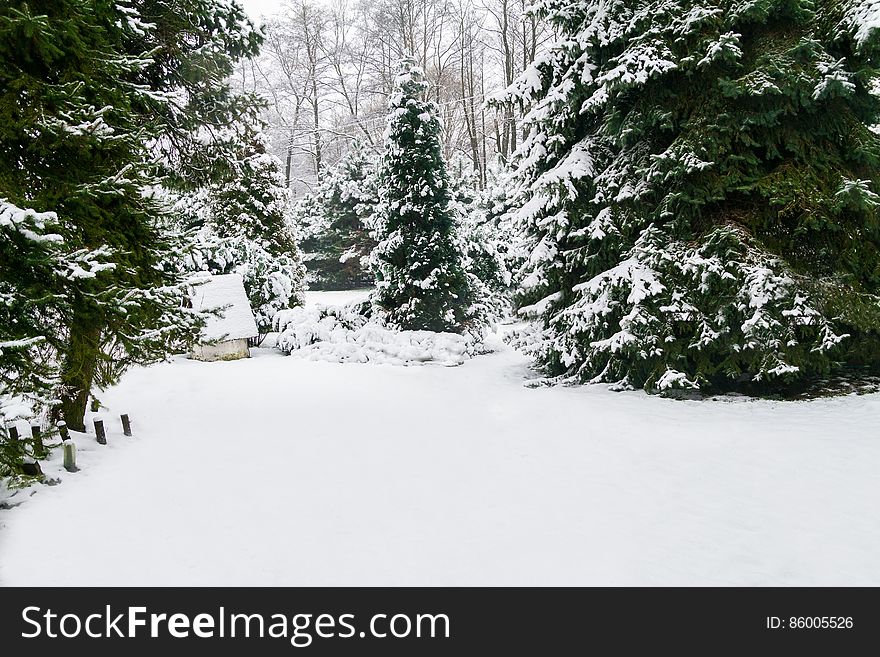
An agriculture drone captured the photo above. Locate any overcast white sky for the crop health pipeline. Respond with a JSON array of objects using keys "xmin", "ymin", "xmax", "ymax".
[{"xmin": 238, "ymin": 0, "xmax": 285, "ymax": 21}]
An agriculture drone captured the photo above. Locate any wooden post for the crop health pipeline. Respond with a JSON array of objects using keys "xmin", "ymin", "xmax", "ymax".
[
  {"xmin": 94, "ymin": 418, "xmax": 106, "ymax": 445},
  {"xmin": 57, "ymin": 420, "xmax": 70, "ymax": 441},
  {"xmin": 63, "ymin": 442, "xmax": 77, "ymax": 472},
  {"xmin": 121, "ymin": 414, "xmax": 132, "ymax": 437},
  {"xmin": 21, "ymin": 461, "xmax": 43, "ymax": 477},
  {"xmin": 6, "ymin": 425, "xmax": 22, "ymax": 464},
  {"xmin": 31, "ymin": 425, "xmax": 45, "ymax": 459}
]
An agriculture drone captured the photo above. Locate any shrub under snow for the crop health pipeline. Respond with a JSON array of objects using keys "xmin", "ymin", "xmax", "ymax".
[{"xmin": 274, "ymin": 303, "xmax": 481, "ymax": 366}]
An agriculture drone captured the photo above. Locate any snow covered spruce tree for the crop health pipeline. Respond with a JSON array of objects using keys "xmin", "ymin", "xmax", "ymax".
[
  {"xmin": 174, "ymin": 118, "xmax": 306, "ymax": 334},
  {"xmin": 0, "ymin": 201, "xmax": 112, "ymax": 471},
  {"xmin": 0, "ymin": 203, "xmax": 63, "ymax": 418},
  {"xmin": 500, "ymin": 0, "xmax": 880, "ymax": 393},
  {"xmin": 0, "ymin": 0, "xmax": 207, "ymax": 431},
  {"xmin": 372, "ymin": 59, "xmax": 473, "ymax": 332},
  {"xmin": 295, "ymin": 143, "xmax": 378, "ymax": 290},
  {"xmin": 0, "ymin": 0, "xmax": 262, "ymax": 431}
]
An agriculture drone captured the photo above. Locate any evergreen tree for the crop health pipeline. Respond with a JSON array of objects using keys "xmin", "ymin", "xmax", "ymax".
[
  {"xmin": 372, "ymin": 58, "xmax": 473, "ymax": 332},
  {"xmin": 207, "ymin": 126, "xmax": 299, "ymax": 258},
  {"xmin": 480, "ymin": 155, "xmax": 527, "ymax": 290},
  {"xmin": 501, "ymin": 0, "xmax": 880, "ymax": 392},
  {"xmin": 172, "ymin": 118, "xmax": 307, "ymax": 335},
  {"xmin": 1, "ymin": 200, "xmax": 111, "ymax": 472},
  {"xmin": 295, "ymin": 143, "xmax": 378, "ymax": 290},
  {"xmin": 129, "ymin": 0, "xmax": 263, "ymax": 190},
  {"xmin": 0, "ymin": 0, "xmax": 260, "ymax": 430},
  {"xmin": 447, "ymin": 156, "xmax": 510, "ymax": 323}
]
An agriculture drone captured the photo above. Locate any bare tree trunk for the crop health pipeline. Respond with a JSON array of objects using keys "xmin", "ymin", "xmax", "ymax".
[
  {"xmin": 480, "ymin": 55, "xmax": 488, "ymax": 188},
  {"xmin": 462, "ymin": 23, "xmax": 482, "ymax": 187},
  {"xmin": 285, "ymin": 133, "xmax": 294, "ymax": 189},
  {"xmin": 509, "ymin": 105, "xmax": 517, "ymax": 154},
  {"xmin": 311, "ymin": 93, "xmax": 322, "ymax": 181},
  {"xmin": 459, "ymin": 16, "xmax": 480, "ymax": 185}
]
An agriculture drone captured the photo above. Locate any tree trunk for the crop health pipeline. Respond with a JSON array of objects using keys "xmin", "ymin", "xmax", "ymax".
[
  {"xmin": 58, "ymin": 307, "xmax": 102, "ymax": 432},
  {"xmin": 480, "ymin": 59, "xmax": 488, "ymax": 189},
  {"xmin": 311, "ymin": 94, "xmax": 322, "ymax": 181},
  {"xmin": 285, "ymin": 134, "xmax": 294, "ymax": 189}
]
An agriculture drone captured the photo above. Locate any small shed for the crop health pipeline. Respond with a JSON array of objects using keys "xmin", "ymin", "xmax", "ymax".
[{"xmin": 189, "ymin": 273, "xmax": 259, "ymax": 362}]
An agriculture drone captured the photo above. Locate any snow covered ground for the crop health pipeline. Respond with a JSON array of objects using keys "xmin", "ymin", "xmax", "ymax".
[{"xmin": 1, "ymin": 290, "xmax": 879, "ymax": 586}]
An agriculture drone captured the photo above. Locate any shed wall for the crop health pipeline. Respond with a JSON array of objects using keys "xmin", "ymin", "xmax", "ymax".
[{"xmin": 191, "ymin": 339, "xmax": 250, "ymax": 362}]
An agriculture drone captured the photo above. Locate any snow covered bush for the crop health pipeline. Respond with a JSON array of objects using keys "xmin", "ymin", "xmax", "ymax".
[
  {"xmin": 274, "ymin": 303, "xmax": 479, "ymax": 366},
  {"xmin": 371, "ymin": 58, "xmax": 476, "ymax": 333},
  {"xmin": 499, "ymin": 0, "xmax": 880, "ymax": 393}
]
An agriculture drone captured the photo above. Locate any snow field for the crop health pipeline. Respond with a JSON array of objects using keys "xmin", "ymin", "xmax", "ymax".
[{"xmin": 0, "ymin": 292, "xmax": 878, "ymax": 586}]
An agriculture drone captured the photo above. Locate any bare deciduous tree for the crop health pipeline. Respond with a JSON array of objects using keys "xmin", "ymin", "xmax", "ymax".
[{"xmin": 243, "ymin": 0, "xmax": 549, "ymax": 191}]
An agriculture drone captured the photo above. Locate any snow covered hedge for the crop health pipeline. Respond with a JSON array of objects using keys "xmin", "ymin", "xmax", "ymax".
[
  {"xmin": 499, "ymin": 0, "xmax": 880, "ymax": 393},
  {"xmin": 274, "ymin": 303, "xmax": 480, "ymax": 366}
]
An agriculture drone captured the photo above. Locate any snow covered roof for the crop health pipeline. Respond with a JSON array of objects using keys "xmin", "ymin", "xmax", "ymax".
[{"xmin": 190, "ymin": 273, "xmax": 259, "ymax": 341}]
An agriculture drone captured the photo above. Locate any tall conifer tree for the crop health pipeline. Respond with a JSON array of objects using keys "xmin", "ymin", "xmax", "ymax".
[
  {"xmin": 0, "ymin": 0, "xmax": 262, "ymax": 430},
  {"xmin": 372, "ymin": 59, "xmax": 473, "ymax": 332}
]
